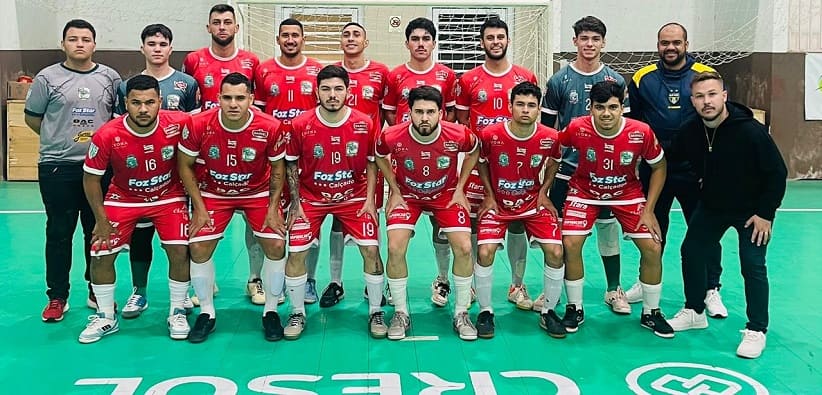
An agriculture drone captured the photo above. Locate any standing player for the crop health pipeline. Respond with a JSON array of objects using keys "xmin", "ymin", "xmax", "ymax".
[
  {"xmin": 383, "ymin": 17, "xmax": 459, "ymax": 308},
  {"xmin": 254, "ymin": 18, "xmax": 325, "ymax": 304},
  {"xmin": 558, "ymin": 81, "xmax": 673, "ymax": 338},
  {"xmin": 474, "ymin": 82, "xmax": 566, "ymax": 338},
  {"xmin": 316, "ymin": 22, "xmax": 391, "ymax": 307},
  {"xmin": 540, "ymin": 16, "xmax": 631, "ymax": 315},
  {"xmin": 376, "ymin": 86, "xmax": 478, "ymax": 341},
  {"xmin": 26, "ymin": 19, "xmax": 121, "ymax": 322},
  {"xmin": 456, "ymin": 18, "xmax": 539, "ymax": 310},
  {"xmin": 80, "ymin": 75, "xmax": 191, "ymax": 343},
  {"xmin": 281, "ymin": 65, "xmax": 384, "ymax": 340},
  {"xmin": 178, "ymin": 73, "xmax": 287, "ymax": 343},
  {"xmin": 115, "ymin": 24, "xmax": 198, "ymax": 319},
  {"xmin": 624, "ymin": 23, "xmax": 725, "ymax": 316},
  {"xmin": 183, "ymin": 4, "xmax": 264, "ymax": 306}
]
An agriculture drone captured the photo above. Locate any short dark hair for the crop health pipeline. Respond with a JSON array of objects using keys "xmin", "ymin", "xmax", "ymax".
[
  {"xmin": 589, "ymin": 81, "xmax": 624, "ymax": 104},
  {"xmin": 221, "ymin": 72, "xmax": 252, "ymax": 93},
  {"xmin": 126, "ymin": 74, "xmax": 160, "ymax": 96},
  {"xmin": 690, "ymin": 71, "xmax": 724, "ymax": 88},
  {"xmin": 405, "ymin": 17, "xmax": 436, "ymax": 41},
  {"xmin": 572, "ymin": 16, "xmax": 606, "ymax": 38},
  {"xmin": 342, "ymin": 22, "xmax": 366, "ymax": 35},
  {"xmin": 209, "ymin": 4, "xmax": 235, "ymax": 20},
  {"xmin": 510, "ymin": 82, "xmax": 542, "ymax": 103},
  {"xmin": 408, "ymin": 86, "xmax": 443, "ymax": 110},
  {"xmin": 658, "ymin": 22, "xmax": 688, "ymax": 41},
  {"xmin": 480, "ymin": 18, "xmax": 508, "ymax": 37},
  {"xmin": 63, "ymin": 19, "xmax": 96, "ymax": 41},
  {"xmin": 317, "ymin": 65, "xmax": 349, "ymax": 88},
  {"xmin": 141, "ymin": 24, "xmax": 173, "ymax": 43},
  {"xmin": 280, "ymin": 18, "xmax": 304, "ymax": 34}
]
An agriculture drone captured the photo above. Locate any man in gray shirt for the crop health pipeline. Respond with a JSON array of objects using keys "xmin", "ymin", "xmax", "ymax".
[{"xmin": 25, "ymin": 19, "xmax": 121, "ymax": 323}]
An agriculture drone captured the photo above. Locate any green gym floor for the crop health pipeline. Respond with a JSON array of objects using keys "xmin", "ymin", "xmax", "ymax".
[{"xmin": 0, "ymin": 181, "xmax": 819, "ymax": 394}]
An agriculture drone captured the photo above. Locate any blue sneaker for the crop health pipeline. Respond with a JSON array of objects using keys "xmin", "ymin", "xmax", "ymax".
[
  {"xmin": 78, "ymin": 313, "xmax": 119, "ymax": 344},
  {"xmin": 305, "ymin": 279, "xmax": 318, "ymax": 304},
  {"xmin": 121, "ymin": 288, "xmax": 148, "ymax": 319}
]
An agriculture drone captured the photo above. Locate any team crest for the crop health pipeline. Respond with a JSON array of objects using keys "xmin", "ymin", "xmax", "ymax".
[
  {"xmin": 477, "ymin": 89, "xmax": 488, "ymax": 103},
  {"xmin": 498, "ymin": 152, "xmax": 510, "ymax": 167},
  {"xmin": 620, "ymin": 151, "xmax": 634, "ymax": 165},
  {"xmin": 166, "ymin": 94, "xmax": 181, "ymax": 110},
  {"xmin": 161, "ymin": 145, "xmax": 174, "ymax": 160},
  {"xmin": 530, "ymin": 154, "xmax": 543, "ymax": 167},
  {"xmin": 125, "ymin": 155, "xmax": 138, "ymax": 169},
  {"xmin": 436, "ymin": 156, "xmax": 450, "ymax": 170},
  {"xmin": 242, "ymin": 147, "xmax": 256, "ymax": 162},
  {"xmin": 270, "ymin": 84, "xmax": 280, "ymax": 97},
  {"xmin": 404, "ymin": 158, "xmax": 415, "ymax": 171},
  {"xmin": 346, "ymin": 141, "xmax": 359, "ymax": 156},
  {"xmin": 78, "ymin": 87, "xmax": 91, "ymax": 100},
  {"xmin": 204, "ymin": 75, "xmax": 214, "ymax": 88},
  {"xmin": 88, "ymin": 142, "xmax": 99, "ymax": 158},
  {"xmin": 182, "ymin": 125, "xmax": 190, "ymax": 139},
  {"xmin": 208, "ymin": 145, "xmax": 220, "ymax": 159},
  {"xmin": 362, "ymin": 86, "xmax": 374, "ymax": 100},
  {"xmin": 173, "ymin": 80, "xmax": 188, "ymax": 91},
  {"xmin": 313, "ymin": 144, "xmax": 324, "ymax": 158},
  {"xmin": 401, "ymin": 87, "xmax": 410, "ymax": 100},
  {"xmin": 569, "ymin": 90, "xmax": 579, "ymax": 105},
  {"xmin": 301, "ymin": 81, "xmax": 313, "ymax": 95},
  {"xmin": 668, "ymin": 89, "xmax": 680, "ymax": 105},
  {"xmin": 586, "ymin": 148, "xmax": 596, "ymax": 162}
]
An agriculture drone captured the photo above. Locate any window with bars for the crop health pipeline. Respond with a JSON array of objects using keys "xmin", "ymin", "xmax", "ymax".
[
  {"xmin": 282, "ymin": 7, "xmax": 361, "ymax": 64},
  {"xmin": 432, "ymin": 8, "xmax": 510, "ymax": 75}
]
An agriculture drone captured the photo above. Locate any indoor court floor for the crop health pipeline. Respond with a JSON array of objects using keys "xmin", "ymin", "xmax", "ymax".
[{"xmin": 0, "ymin": 181, "xmax": 819, "ymax": 394}]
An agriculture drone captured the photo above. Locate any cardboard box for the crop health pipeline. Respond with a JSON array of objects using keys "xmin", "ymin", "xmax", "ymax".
[{"xmin": 7, "ymin": 82, "xmax": 32, "ymax": 100}]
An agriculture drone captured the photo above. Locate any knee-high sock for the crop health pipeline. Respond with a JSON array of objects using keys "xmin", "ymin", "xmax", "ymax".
[
  {"xmin": 473, "ymin": 263, "xmax": 494, "ymax": 313},
  {"xmin": 262, "ymin": 256, "xmax": 286, "ymax": 314},
  {"xmin": 387, "ymin": 277, "xmax": 409, "ymax": 315},
  {"xmin": 329, "ymin": 231, "xmax": 345, "ymax": 284},
  {"xmin": 564, "ymin": 278, "xmax": 584, "ymax": 308},
  {"xmin": 91, "ymin": 283, "xmax": 116, "ymax": 317},
  {"xmin": 434, "ymin": 242, "xmax": 451, "ymax": 281},
  {"xmin": 364, "ymin": 273, "xmax": 384, "ymax": 314},
  {"xmin": 286, "ymin": 273, "xmax": 308, "ymax": 315},
  {"xmin": 190, "ymin": 258, "xmax": 216, "ymax": 318},
  {"xmin": 168, "ymin": 278, "xmax": 189, "ymax": 315},
  {"xmin": 541, "ymin": 265, "xmax": 564, "ymax": 313},
  {"xmin": 641, "ymin": 281, "xmax": 662, "ymax": 314},
  {"xmin": 453, "ymin": 274, "xmax": 474, "ymax": 315}
]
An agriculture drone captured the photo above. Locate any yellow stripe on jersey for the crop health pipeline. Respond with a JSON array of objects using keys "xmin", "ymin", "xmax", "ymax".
[
  {"xmin": 632, "ymin": 64, "xmax": 658, "ymax": 88},
  {"xmin": 691, "ymin": 63, "xmax": 716, "ymax": 73}
]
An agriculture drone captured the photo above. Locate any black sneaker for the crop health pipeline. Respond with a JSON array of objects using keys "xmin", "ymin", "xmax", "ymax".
[
  {"xmin": 476, "ymin": 310, "xmax": 495, "ymax": 338},
  {"xmin": 188, "ymin": 313, "xmax": 216, "ymax": 343},
  {"xmin": 641, "ymin": 308, "xmax": 675, "ymax": 338},
  {"xmin": 363, "ymin": 287, "xmax": 387, "ymax": 307},
  {"xmin": 561, "ymin": 304, "xmax": 584, "ymax": 333},
  {"xmin": 320, "ymin": 282, "xmax": 345, "ymax": 308},
  {"xmin": 262, "ymin": 311, "xmax": 284, "ymax": 341},
  {"xmin": 540, "ymin": 310, "xmax": 568, "ymax": 339}
]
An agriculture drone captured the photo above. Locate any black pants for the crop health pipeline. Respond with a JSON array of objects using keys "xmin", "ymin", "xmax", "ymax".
[
  {"xmin": 39, "ymin": 162, "xmax": 94, "ymax": 300},
  {"xmin": 640, "ymin": 164, "xmax": 722, "ymax": 289},
  {"xmin": 680, "ymin": 205, "xmax": 770, "ymax": 332}
]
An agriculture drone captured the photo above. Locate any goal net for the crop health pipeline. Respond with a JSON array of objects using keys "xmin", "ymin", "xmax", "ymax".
[{"xmin": 235, "ymin": 0, "xmax": 553, "ymax": 85}]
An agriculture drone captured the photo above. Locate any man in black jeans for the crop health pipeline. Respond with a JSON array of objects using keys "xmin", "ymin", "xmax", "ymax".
[
  {"xmin": 666, "ymin": 71, "xmax": 786, "ymax": 359},
  {"xmin": 25, "ymin": 19, "xmax": 121, "ymax": 322}
]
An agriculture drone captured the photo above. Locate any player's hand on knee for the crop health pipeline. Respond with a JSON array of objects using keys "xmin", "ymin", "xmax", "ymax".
[
  {"xmin": 477, "ymin": 196, "xmax": 497, "ymax": 219},
  {"xmin": 538, "ymin": 195, "xmax": 558, "ymax": 218},
  {"xmin": 91, "ymin": 219, "xmax": 117, "ymax": 252},
  {"xmin": 357, "ymin": 200, "xmax": 377, "ymax": 221},
  {"xmin": 263, "ymin": 207, "xmax": 287, "ymax": 237},
  {"xmin": 385, "ymin": 193, "xmax": 407, "ymax": 215},
  {"xmin": 745, "ymin": 215, "xmax": 772, "ymax": 246},
  {"xmin": 189, "ymin": 209, "xmax": 211, "ymax": 239},
  {"xmin": 447, "ymin": 189, "xmax": 470, "ymax": 212},
  {"xmin": 637, "ymin": 210, "xmax": 662, "ymax": 243},
  {"xmin": 286, "ymin": 203, "xmax": 307, "ymax": 232}
]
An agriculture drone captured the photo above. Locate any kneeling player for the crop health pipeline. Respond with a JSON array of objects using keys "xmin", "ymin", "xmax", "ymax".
[
  {"xmin": 558, "ymin": 81, "xmax": 673, "ymax": 338},
  {"xmin": 475, "ymin": 82, "xmax": 566, "ymax": 338},
  {"xmin": 81, "ymin": 75, "xmax": 191, "ymax": 343}
]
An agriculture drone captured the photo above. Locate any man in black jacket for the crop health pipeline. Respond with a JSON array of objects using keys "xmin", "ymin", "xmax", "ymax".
[{"xmin": 666, "ymin": 71, "xmax": 787, "ymax": 359}]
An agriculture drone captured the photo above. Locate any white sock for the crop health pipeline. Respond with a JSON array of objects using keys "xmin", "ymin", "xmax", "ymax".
[
  {"xmin": 262, "ymin": 256, "xmax": 286, "ymax": 314},
  {"xmin": 565, "ymin": 278, "xmax": 584, "ymax": 308},
  {"xmin": 306, "ymin": 246, "xmax": 319, "ymax": 280},
  {"xmin": 364, "ymin": 273, "xmax": 384, "ymax": 314},
  {"xmin": 453, "ymin": 274, "xmax": 473, "ymax": 315},
  {"xmin": 541, "ymin": 265, "xmax": 564, "ymax": 313},
  {"xmin": 473, "ymin": 263, "xmax": 494, "ymax": 313},
  {"xmin": 91, "ymin": 283, "xmax": 116, "ymax": 317},
  {"xmin": 641, "ymin": 281, "xmax": 662, "ymax": 314},
  {"xmin": 329, "ymin": 231, "xmax": 345, "ymax": 284},
  {"xmin": 506, "ymin": 232, "xmax": 528, "ymax": 285},
  {"xmin": 168, "ymin": 279, "xmax": 189, "ymax": 315},
  {"xmin": 595, "ymin": 221, "xmax": 621, "ymax": 256},
  {"xmin": 387, "ymin": 277, "xmax": 408, "ymax": 314},
  {"xmin": 245, "ymin": 225, "xmax": 263, "ymax": 281},
  {"xmin": 434, "ymin": 242, "xmax": 451, "ymax": 280},
  {"xmin": 286, "ymin": 273, "xmax": 308, "ymax": 315},
  {"xmin": 190, "ymin": 258, "xmax": 216, "ymax": 318}
]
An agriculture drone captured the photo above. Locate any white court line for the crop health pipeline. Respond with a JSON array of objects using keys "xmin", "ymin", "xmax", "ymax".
[
  {"xmin": 400, "ymin": 336, "xmax": 440, "ymax": 341},
  {"xmin": 1, "ymin": 208, "xmax": 821, "ymax": 214}
]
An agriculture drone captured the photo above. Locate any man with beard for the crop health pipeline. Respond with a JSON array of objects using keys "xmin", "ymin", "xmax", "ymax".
[
  {"xmin": 625, "ymin": 23, "xmax": 726, "ymax": 318},
  {"xmin": 455, "ymin": 18, "xmax": 539, "ymax": 313},
  {"xmin": 281, "ymin": 65, "xmax": 383, "ymax": 340},
  {"xmin": 666, "ymin": 71, "xmax": 786, "ymax": 359}
]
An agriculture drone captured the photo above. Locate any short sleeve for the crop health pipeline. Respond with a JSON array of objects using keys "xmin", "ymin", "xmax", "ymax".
[
  {"xmin": 381, "ymin": 72, "xmax": 398, "ymax": 111},
  {"xmin": 24, "ymin": 74, "xmax": 51, "ymax": 117},
  {"xmin": 83, "ymin": 131, "xmax": 110, "ymax": 175},
  {"xmin": 177, "ymin": 117, "xmax": 200, "ymax": 157},
  {"xmin": 643, "ymin": 127, "xmax": 665, "ymax": 165},
  {"xmin": 455, "ymin": 74, "xmax": 470, "ymax": 111},
  {"xmin": 375, "ymin": 129, "xmax": 391, "ymax": 158}
]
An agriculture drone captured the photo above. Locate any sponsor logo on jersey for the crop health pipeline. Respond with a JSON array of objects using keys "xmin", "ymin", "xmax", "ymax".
[
  {"xmin": 173, "ymin": 80, "xmax": 188, "ymax": 91},
  {"xmin": 301, "ymin": 81, "xmax": 313, "ymax": 95},
  {"xmin": 498, "ymin": 178, "xmax": 535, "ymax": 191},
  {"xmin": 404, "ymin": 158, "xmax": 415, "ymax": 171},
  {"xmin": 564, "ymin": 209, "xmax": 587, "ymax": 219},
  {"xmin": 128, "ymin": 171, "xmax": 173, "ymax": 188},
  {"xmin": 125, "ymin": 154, "xmax": 138, "ymax": 168},
  {"xmin": 306, "ymin": 66, "xmax": 321, "ymax": 75},
  {"xmin": 436, "ymin": 156, "xmax": 450, "ymax": 169},
  {"xmin": 78, "ymin": 87, "xmax": 91, "ymax": 100},
  {"xmin": 331, "ymin": 136, "xmax": 341, "ymax": 145},
  {"xmin": 346, "ymin": 141, "xmax": 359, "ymax": 156},
  {"xmin": 569, "ymin": 90, "xmax": 579, "ymax": 105},
  {"xmin": 72, "ymin": 107, "xmax": 96, "ymax": 116},
  {"xmin": 668, "ymin": 89, "xmax": 680, "ymax": 105},
  {"xmin": 516, "ymin": 147, "xmax": 527, "ymax": 156},
  {"xmin": 88, "ymin": 142, "xmax": 99, "ymax": 158},
  {"xmin": 620, "ymin": 151, "xmax": 634, "ymax": 165},
  {"xmin": 204, "ymin": 75, "xmax": 214, "ymax": 88},
  {"xmin": 420, "ymin": 151, "xmax": 431, "ymax": 160},
  {"xmin": 227, "ymin": 140, "xmax": 237, "ymax": 149},
  {"xmin": 589, "ymin": 173, "xmax": 628, "ymax": 185},
  {"xmin": 604, "ymin": 75, "xmax": 617, "ymax": 83},
  {"xmin": 539, "ymin": 138, "xmax": 554, "ymax": 149},
  {"xmin": 362, "ymin": 86, "xmax": 374, "ymax": 100},
  {"xmin": 476, "ymin": 115, "xmax": 508, "ymax": 127},
  {"xmin": 270, "ymin": 84, "xmax": 280, "ymax": 97},
  {"xmin": 314, "ymin": 170, "xmax": 354, "ymax": 182},
  {"xmin": 208, "ymin": 145, "xmax": 220, "ymax": 159},
  {"xmin": 493, "ymin": 83, "xmax": 504, "ymax": 91},
  {"xmin": 285, "ymin": 76, "xmax": 295, "ymax": 83},
  {"xmin": 220, "ymin": 68, "xmax": 231, "ymax": 76},
  {"xmin": 242, "ymin": 147, "xmax": 256, "ymax": 162},
  {"xmin": 353, "ymin": 122, "xmax": 369, "ymax": 134},
  {"xmin": 166, "ymin": 94, "xmax": 180, "ymax": 110},
  {"xmin": 208, "ymin": 169, "xmax": 253, "ymax": 183},
  {"xmin": 405, "ymin": 175, "xmax": 447, "ymax": 193},
  {"xmin": 251, "ymin": 129, "xmax": 269, "ymax": 142},
  {"xmin": 163, "ymin": 124, "xmax": 180, "ymax": 137},
  {"xmin": 628, "ymin": 131, "xmax": 644, "ymax": 144},
  {"xmin": 514, "ymin": 75, "xmax": 527, "ymax": 84},
  {"xmin": 143, "ymin": 144, "xmax": 154, "ymax": 154},
  {"xmin": 530, "ymin": 154, "xmax": 543, "ymax": 167},
  {"xmin": 73, "ymin": 130, "xmax": 94, "ymax": 143},
  {"xmin": 498, "ymin": 153, "xmax": 509, "ymax": 167},
  {"xmin": 443, "ymin": 141, "xmax": 459, "ymax": 152},
  {"xmin": 604, "ymin": 143, "xmax": 615, "ymax": 153},
  {"xmin": 241, "ymin": 59, "xmax": 254, "ymax": 69},
  {"xmin": 586, "ymin": 147, "xmax": 596, "ymax": 162},
  {"xmin": 369, "ymin": 72, "xmax": 382, "ymax": 83},
  {"xmin": 435, "ymin": 70, "xmax": 449, "ymax": 81},
  {"xmin": 161, "ymin": 145, "xmax": 174, "ymax": 160},
  {"xmin": 274, "ymin": 108, "xmax": 305, "ymax": 120},
  {"xmin": 477, "ymin": 89, "xmax": 488, "ymax": 103},
  {"xmin": 313, "ymin": 144, "xmax": 324, "ymax": 158}
]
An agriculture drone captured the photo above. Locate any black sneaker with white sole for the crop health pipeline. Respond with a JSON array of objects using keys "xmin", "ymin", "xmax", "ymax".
[
  {"xmin": 561, "ymin": 304, "xmax": 585, "ymax": 333},
  {"xmin": 262, "ymin": 311, "xmax": 284, "ymax": 341},
  {"xmin": 641, "ymin": 308, "xmax": 675, "ymax": 338},
  {"xmin": 188, "ymin": 313, "xmax": 216, "ymax": 343},
  {"xmin": 476, "ymin": 310, "xmax": 495, "ymax": 339},
  {"xmin": 320, "ymin": 282, "xmax": 345, "ymax": 308},
  {"xmin": 540, "ymin": 309, "xmax": 568, "ymax": 338}
]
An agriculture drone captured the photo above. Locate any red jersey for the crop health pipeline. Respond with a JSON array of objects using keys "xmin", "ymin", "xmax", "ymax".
[
  {"xmin": 382, "ymin": 63, "xmax": 457, "ymax": 124},
  {"xmin": 286, "ymin": 107, "xmax": 376, "ymax": 205},
  {"xmin": 376, "ymin": 120, "xmax": 477, "ymax": 202},
  {"xmin": 84, "ymin": 111, "xmax": 189, "ymax": 206},
  {"xmin": 456, "ymin": 64, "xmax": 538, "ymax": 133},
  {"xmin": 179, "ymin": 108, "xmax": 285, "ymax": 199},
  {"xmin": 182, "ymin": 47, "xmax": 259, "ymax": 111},
  {"xmin": 479, "ymin": 122, "xmax": 561, "ymax": 216},
  {"xmin": 559, "ymin": 116, "xmax": 664, "ymax": 204},
  {"xmin": 337, "ymin": 60, "xmax": 389, "ymax": 129},
  {"xmin": 253, "ymin": 57, "xmax": 323, "ymax": 122}
]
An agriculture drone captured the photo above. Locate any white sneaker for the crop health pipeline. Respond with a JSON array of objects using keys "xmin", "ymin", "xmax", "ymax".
[
  {"xmin": 283, "ymin": 313, "xmax": 306, "ymax": 340},
  {"xmin": 387, "ymin": 311, "xmax": 410, "ymax": 340},
  {"xmin": 507, "ymin": 284, "xmax": 534, "ymax": 310},
  {"xmin": 736, "ymin": 329, "xmax": 766, "ymax": 359},
  {"xmin": 167, "ymin": 308, "xmax": 190, "ymax": 340},
  {"xmin": 121, "ymin": 289, "xmax": 149, "ymax": 319},
  {"xmin": 704, "ymin": 288, "xmax": 728, "ymax": 318},
  {"xmin": 247, "ymin": 279, "xmax": 266, "ymax": 305},
  {"xmin": 431, "ymin": 279, "xmax": 450, "ymax": 307},
  {"xmin": 604, "ymin": 286, "xmax": 631, "ymax": 314},
  {"xmin": 452, "ymin": 311, "xmax": 477, "ymax": 341},
  {"xmin": 624, "ymin": 282, "xmax": 643, "ymax": 304},
  {"xmin": 78, "ymin": 313, "xmax": 119, "ymax": 344},
  {"xmin": 532, "ymin": 293, "xmax": 545, "ymax": 312},
  {"xmin": 667, "ymin": 308, "xmax": 708, "ymax": 331}
]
